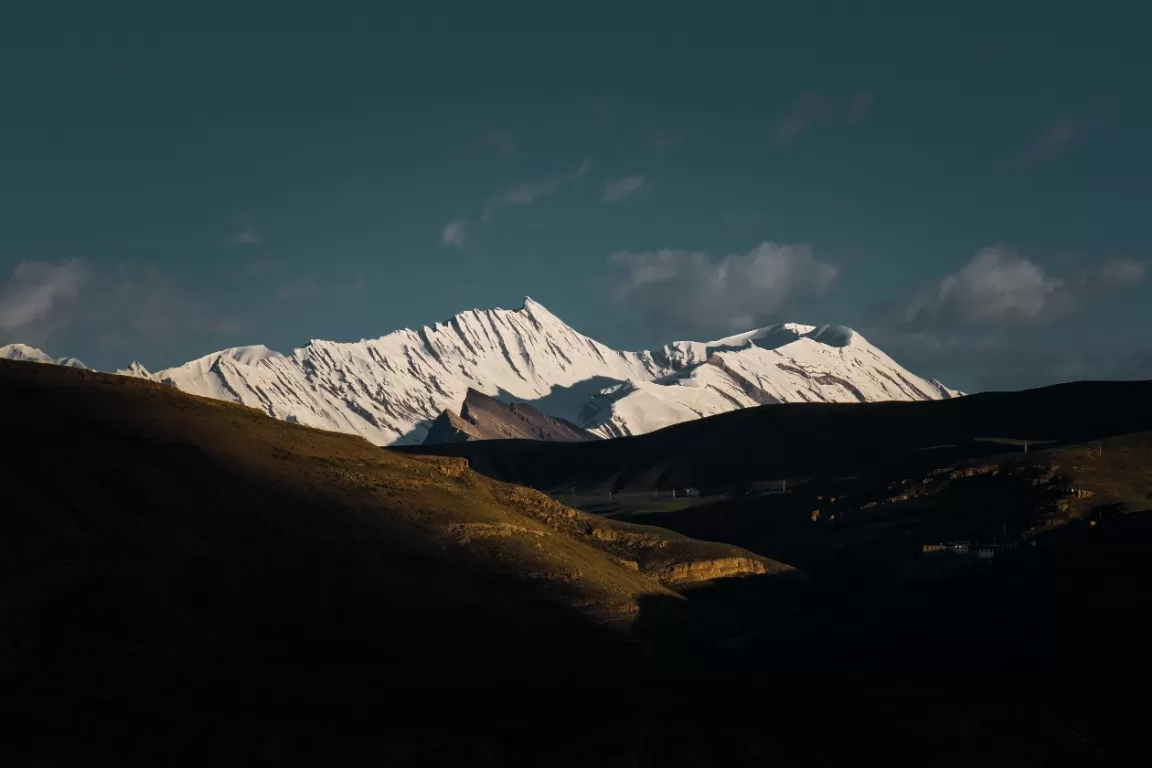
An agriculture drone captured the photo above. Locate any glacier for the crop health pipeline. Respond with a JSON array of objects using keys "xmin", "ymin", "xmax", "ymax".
[{"xmin": 2, "ymin": 298, "xmax": 960, "ymax": 444}]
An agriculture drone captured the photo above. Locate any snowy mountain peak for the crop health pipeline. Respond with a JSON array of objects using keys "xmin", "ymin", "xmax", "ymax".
[
  {"xmin": 116, "ymin": 361, "xmax": 156, "ymax": 380},
  {"xmin": 0, "ymin": 344, "xmax": 87, "ymax": 369},
  {"xmin": 6, "ymin": 300, "xmax": 959, "ymax": 445}
]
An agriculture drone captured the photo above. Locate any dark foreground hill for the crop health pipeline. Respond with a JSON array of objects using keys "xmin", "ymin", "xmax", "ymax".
[
  {"xmin": 401, "ymin": 379, "xmax": 1152, "ymax": 493},
  {"xmin": 3, "ymin": 361, "xmax": 1150, "ymax": 764},
  {"xmin": 0, "ymin": 359, "xmax": 795, "ymax": 677}
]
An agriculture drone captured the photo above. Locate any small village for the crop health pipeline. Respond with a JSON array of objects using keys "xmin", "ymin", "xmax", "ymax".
[{"xmin": 921, "ymin": 538, "xmax": 1022, "ymax": 561}]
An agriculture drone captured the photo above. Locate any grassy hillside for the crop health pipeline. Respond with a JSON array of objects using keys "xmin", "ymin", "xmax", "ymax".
[{"xmin": 0, "ymin": 359, "xmax": 794, "ymax": 675}]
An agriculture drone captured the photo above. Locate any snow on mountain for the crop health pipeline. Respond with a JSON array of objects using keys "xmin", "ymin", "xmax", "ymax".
[
  {"xmin": 119, "ymin": 298, "xmax": 668, "ymax": 445},
  {"xmin": 7, "ymin": 299, "xmax": 961, "ymax": 444},
  {"xmin": 0, "ymin": 344, "xmax": 87, "ymax": 370},
  {"xmin": 581, "ymin": 324, "xmax": 962, "ymax": 437}
]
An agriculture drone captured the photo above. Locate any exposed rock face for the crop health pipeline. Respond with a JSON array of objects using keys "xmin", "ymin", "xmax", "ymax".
[
  {"xmin": 424, "ymin": 388, "xmax": 599, "ymax": 445},
  {"xmin": 653, "ymin": 557, "xmax": 785, "ymax": 585}
]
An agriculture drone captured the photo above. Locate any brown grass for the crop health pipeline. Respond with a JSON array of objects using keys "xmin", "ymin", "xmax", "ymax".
[{"xmin": 0, "ymin": 360, "xmax": 794, "ymax": 672}]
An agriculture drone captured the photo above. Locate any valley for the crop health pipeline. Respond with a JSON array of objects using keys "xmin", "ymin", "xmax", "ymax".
[{"xmin": 2, "ymin": 357, "xmax": 1150, "ymax": 762}]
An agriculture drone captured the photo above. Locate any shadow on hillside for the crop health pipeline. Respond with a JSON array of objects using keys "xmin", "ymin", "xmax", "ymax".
[
  {"xmin": 401, "ymin": 380, "xmax": 1152, "ymax": 494},
  {"xmin": 0, "ymin": 363, "xmax": 638, "ymax": 679},
  {"xmin": 390, "ymin": 376, "xmax": 626, "ymax": 447},
  {"xmin": 5, "ymin": 363, "xmax": 1152, "ymax": 763},
  {"xmin": 513, "ymin": 375, "xmax": 626, "ymax": 423}
]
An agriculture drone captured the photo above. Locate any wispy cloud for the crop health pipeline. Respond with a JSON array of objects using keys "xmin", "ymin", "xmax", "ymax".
[
  {"xmin": 246, "ymin": 258, "xmax": 278, "ymax": 276},
  {"xmin": 1010, "ymin": 116, "xmax": 1097, "ymax": 171},
  {"xmin": 1094, "ymin": 258, "xmax": 1147, "ymax": 288},
  {"xmin": 220, "ymin": 215, "xmax": 261, "ymax": 247},
  {"xmin": 88, "ymin": 263, "xmax": 241, "ymax": 350},
  {"xmin": 864, "ymin": 249, "xmax": 1149, "ymax": 392},
  {"xmin": 482, "ymin": 158, "xmax": 592, "ymax": 221},
  {"xmin": 648, "ymin": 131, "xmax": 682, "ymax": 153},
  {"xmin": 440, "ymin": 219, "xmax": 468, "ymax": 246},
  {"xmin": 601, "ymin": 175, "xmax": 645, "ymax": 203},
  {"xmin": 275, "ymin": 277, "xmax": 320, "ymax": 303},
  {"xmin": 895, "ymin": 247, "xmax": 1146, "ymax": 330},
  {"xmin": 773, "ymin": 91, "xmax": 874, "ymax": 146},
  {"xmin": 482, "ymin": 130, "xmax": 518, "ymax": 157},
  {"xmin": 0, "ymin": 259, "xmax": 90, "ymax": 345},
  {"xmin": 610, "ymin": 242, "xmax": 839, "ymax": 333}
]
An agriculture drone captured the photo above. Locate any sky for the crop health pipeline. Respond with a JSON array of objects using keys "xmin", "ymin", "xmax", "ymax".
[{"xmin": 2, "ymin": 3, "xmax": 1150, "ymax": 392}]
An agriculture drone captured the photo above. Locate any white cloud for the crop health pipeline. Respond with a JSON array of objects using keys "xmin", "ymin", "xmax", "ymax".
[
  {"xmin": 1093, "ymin": 258, "xmax": 1147, "ymax": 288},
  {"xmin": 648, "ymin": 132, "xmax": 682, "ymax": 153},
  {"xmin": 1011, "ymin": 116, "xmax": 1095, "ymax": 171},
  {"xmin": 275, "ymin": 277, "xmax": 320, "ymax": 303},
  {"xmin": 221, "ymin": 215, "xmax": 260, "ymax": 247},
  {"xmin": 901, "ymin": 248, "xmax": 1067, "ymax": 327},
  {"xmin": 898, "ymin": 248, "xmax": 1147, "ymax": 329},
  {"xmin": 610, "ymin": 242, "xmax": 839, "ymax": 332},
  {"xmin": 602, "ymin": 175, "xmax": 645, "ymax": 203},
  {"xmin": 773, "ymin": 91, "xmax": 874, "ymax": 146},
  {"xmin": 0, "ymin": 259, "xmax": 90, "ymax": 343},
  {"xmin": 88, "ymin": 264, "xmax": 241, "ymax": 346},
  {"xmin": 440, "ymin": 219, "xmax": 468, "ymax": 246},
  {"xmin": 483, "ymin": 158, "xmax": 591, "ymax": 221},
  {"xmin": 482, "ymin": 130, "xmax": 518, "ymax": 156}
]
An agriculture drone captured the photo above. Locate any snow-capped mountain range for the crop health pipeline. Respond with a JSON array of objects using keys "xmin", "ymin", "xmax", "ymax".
[
  {"xmin": 1, "ymin": 298, "xmax": 961, "ymax": 444},
  {"xmin": 0, "ymin": 343, "xmax": 88, "ymax": 370}
]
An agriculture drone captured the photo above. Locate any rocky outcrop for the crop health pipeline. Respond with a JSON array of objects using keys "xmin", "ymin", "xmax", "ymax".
[
  {"xmin": 424, "ymin": 388, "xmax": 599, "ymax": 445},
  {"xmin": 652, "ymin": 557, "xmax": 784, "ymax": 585},
  {"xmin": 492, "ymin": 484, "xmax": 803, "ymax": 588}
]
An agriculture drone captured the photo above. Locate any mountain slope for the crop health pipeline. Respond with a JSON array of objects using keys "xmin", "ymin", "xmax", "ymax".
[
  {"xmin": 0, "ymin": 358, "xmax": 795, "ymax": 674},
  {"xmin": 403, "ymin": 379, "xmax": 1152, "ymax": 495},
  {"xmin": 424, "ymin": 387, "xmax": 598, "ymax": 444},
  {"xmin": 0, "ymin": 343, "xmax": 87, "ymax": 369},
  {"xmin": 583, "ymin": 325, "xmax": 960, "ymax": 437},
  {"xmin": 9, "ymin": 299, "xmax": 958, "ymax": 445},
  {"xmin": 119, "ymin": 299, "xmax": 668, "ymax": 445}
]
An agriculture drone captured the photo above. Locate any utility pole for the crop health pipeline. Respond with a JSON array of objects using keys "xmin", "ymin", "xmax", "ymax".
[
  {"xmin": 1023, "ymin": 440, "xmax": 1028, "ymax": 454},
  {"xmin": 782, "ymin": 479, "xmax": 787, "ymax": 493}
]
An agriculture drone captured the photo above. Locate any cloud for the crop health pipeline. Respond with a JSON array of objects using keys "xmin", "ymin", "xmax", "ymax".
[
  {"xmin": 482, "ymin": 158, "xmax": 591, "ymax": 221},
  {"xmin": 868, "ymin": 249, "xmax": 1148, "ymax": 391},
  {"xmin": 601, "ymin": 175, "xmax": 645, "ymax": 203},
  {"xmin": 1093, "ymin": 258, "xmax": 1147, "ymax": 288},
  {"xmin": 899, "ymin": 248, "xmax": 1067, "ymax": 328},
  {"xmin": 88, "ymin": 264, "xmax": 241, "ymax": 347},
  {"xmin": 610, "ymin": 242, "xmax": 839, "ymax": 333},
  {"xmin": 221, "ymin": 216, "xmax": 260, "ymax": 247},
  {"xmin": 896, "ymin": 247, "xmax": 1146, "ymax": 330},
  {"xmin": 0, "ymin": 259, "xmax": 90, "ymax": 344},
  {"xmin": 773, "ymin": 91, "xmax": 874, "ymax": 146},
  {"xmin": 1011, "ymin": 116, "xmax": 1096, "ymax": 170},
  {"xmin": 440, "ymin": 219, "xmax": 467, "ymax": 246},
  {"xmin": 482, "ymin": 130, "xmax": 518, "ymax": 156},
  {"xmin": 247, "ymin": 258, "xmax": 278, "ymax": 275},
  {"xmin": 275, "ymin": 277, "xmax": 320, "ymax": 303},
  {"xmin": 648, "ymin": 132, "xmax": 682, "ymax": 153}
]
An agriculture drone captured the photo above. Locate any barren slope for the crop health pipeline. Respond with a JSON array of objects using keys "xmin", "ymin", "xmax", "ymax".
[
  {"xmin": 0, "ymin": 359, "xmax": 795, "ymax": 675},
  {"xmin": 424, "ymin": 388, "xmax": 597, "ymax": 444}
]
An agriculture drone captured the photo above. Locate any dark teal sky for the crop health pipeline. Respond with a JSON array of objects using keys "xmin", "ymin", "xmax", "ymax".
[{"xmin": 2, "ymin": 3, "xmax": 1149, "ymax": 391}]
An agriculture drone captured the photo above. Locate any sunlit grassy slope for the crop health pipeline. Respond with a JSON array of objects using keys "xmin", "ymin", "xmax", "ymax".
[{"xmin": 0, "ymin": 360, "xmax": 795, "ymax": 674}]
